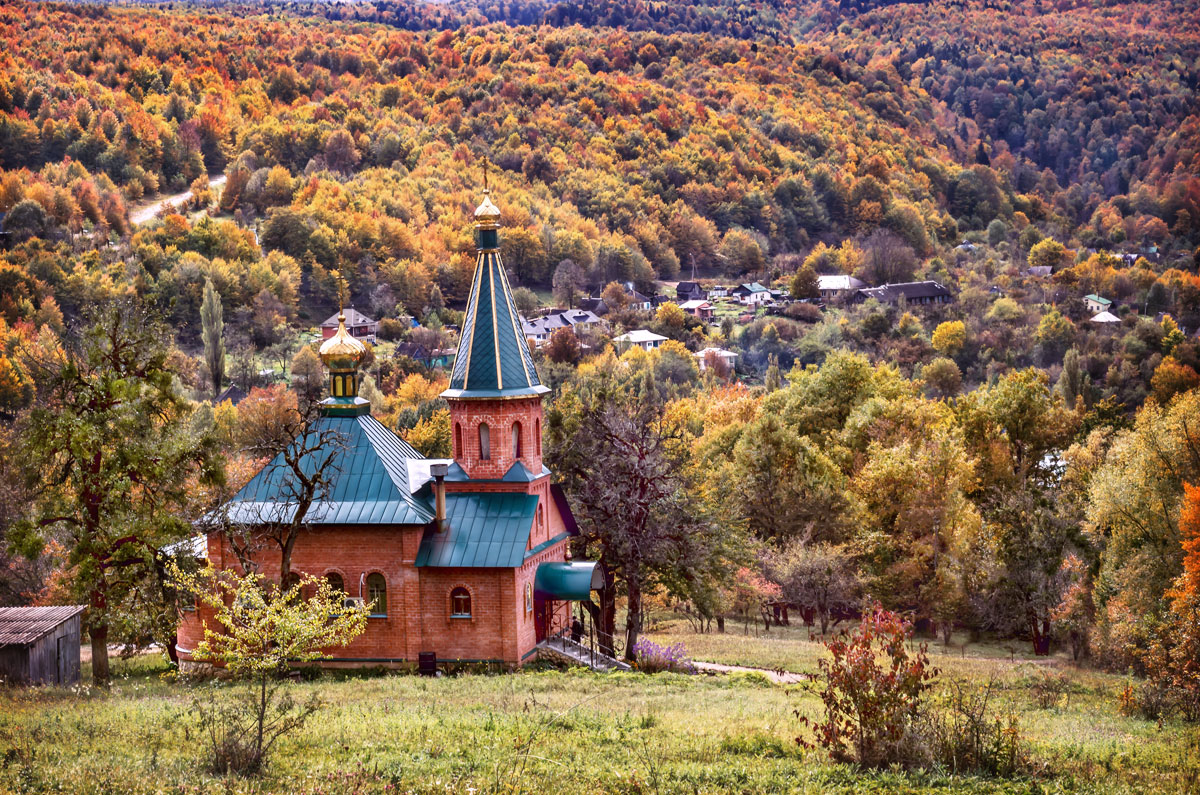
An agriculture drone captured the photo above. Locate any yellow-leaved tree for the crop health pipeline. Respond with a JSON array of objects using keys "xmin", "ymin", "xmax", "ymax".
[{"xmin": 169, "ymin": 566, "xmax": 369, "ymax": 774}]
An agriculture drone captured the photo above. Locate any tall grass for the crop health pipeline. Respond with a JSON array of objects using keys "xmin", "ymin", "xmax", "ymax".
[{"xmin": 0, "ymin": 647, "xmax": 1195, "ymax": 793}]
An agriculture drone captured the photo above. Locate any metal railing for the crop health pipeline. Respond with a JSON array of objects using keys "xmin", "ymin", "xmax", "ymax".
[{"xmin": 542, "ymin": 605, "xmax": 628, "ymax": 671}]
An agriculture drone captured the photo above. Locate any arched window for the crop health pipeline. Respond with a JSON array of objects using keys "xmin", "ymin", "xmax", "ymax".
[
  {"xmin": 325, "ymin": 572, "xmax": 345, "ymax": 595},
  {"xmin": 450, "ymin": 587, "xmax": 472, "ymax": 618},
  {"xmin": 455, "ymin": 423, "xmax": 463, "ymax": 456},
  {"xmin": 478, "ymin": 423, "xmax": 491, "ymax": 460},
  {"xmin": 512, "ymin": 421, "xmax": 522, "ymax": 459},
  {"xmin": 537, "ymin": 504, "xmax": 544, "ymax": 529},
  {"xmin": 366, "ymin": 573, "xmax": 387, "ymax": 616},
  {"xmin": 334, "ymin": 375, "xmax": 344, "ymax": 397},
  {"xmin": 535, "ymin": 418, "xmax": 541, "ymax": 456}
]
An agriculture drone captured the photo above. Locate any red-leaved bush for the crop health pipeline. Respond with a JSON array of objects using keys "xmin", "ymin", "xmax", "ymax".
[
  {"xmin": 1143, "ymin": 482, "xmax": 1200, "ymax": 722},
  {"xmin": 798, "ymin": 604, "xmax": 938, "ymax": 768}
]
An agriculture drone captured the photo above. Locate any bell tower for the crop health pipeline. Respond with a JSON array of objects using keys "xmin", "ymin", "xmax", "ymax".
[{"xmin": 441, "ymin": 188, "xmax": 549, "ymax": 480}]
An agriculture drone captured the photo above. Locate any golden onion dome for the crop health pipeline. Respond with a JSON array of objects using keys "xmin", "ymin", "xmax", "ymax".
[
  {"xmin": 474, "ymin": 189, "xmax": 501, "ymax": 227},
  {"xmin": 319, "ymin": 311, "xmax": 366, "ymax": 371}
]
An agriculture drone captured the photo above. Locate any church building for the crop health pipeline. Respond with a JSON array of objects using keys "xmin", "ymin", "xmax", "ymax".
[{"xmin": 176, "ymin": 189, "xmax": 602, "ymax": 668}]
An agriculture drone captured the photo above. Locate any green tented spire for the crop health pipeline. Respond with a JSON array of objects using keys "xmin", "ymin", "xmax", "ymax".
[{"xmin": 443, "ymin": 190, "xmax": 548, "ymax": 399}]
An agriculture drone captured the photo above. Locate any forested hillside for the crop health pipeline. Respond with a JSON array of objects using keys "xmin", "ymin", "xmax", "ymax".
[{"xmin": 1, "ymin": 0, "xmax": 1196, "ymax": 338}]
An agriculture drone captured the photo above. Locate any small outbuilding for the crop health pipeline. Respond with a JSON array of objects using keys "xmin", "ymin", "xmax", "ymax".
[{"xmin": 0, "ymin": 605, "xmax": 86, "ymax": 685}]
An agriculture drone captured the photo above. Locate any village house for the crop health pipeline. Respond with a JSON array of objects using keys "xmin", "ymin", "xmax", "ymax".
[
  {"xmin": 623, "ymin": 284, "xmax": 654, "ymax": 311},
  {"xmin": 213, "ymin": 384, "xmax": 248, "ymax": 406},
  {"xmin": 176, "ymin": 190, "xmax": 610, "ymax": 671},
  {"xmin": 613, "ymin": 329, "xmax": 668, "ymax": 351},
  {"xmin": 521, "ymin": 309, "xmax": 605, "ymax": 347},
  {"xmin": 679, "ymin": 299, "xmax": 714, "ymax": 320},
  {"xmin": 320, "ymin": 307, "xmax": 379, "ymax": 342},
  {"xmin": 732, "ymin": 282, "xmax": 771, "ymax": 305},
  {"xmin": 855, "ymin": 281, "xmax": 953, "ymax": 306},
  {"xmin": 1084, "ymin": 294, "xmax": 1113, "ymax": 314},
  {"xmin": 675, "ymin": 281, "xmax": 706, "ymax": 302},
  {"xmin": 694, "ymin": 347, "xmax": 737, "ymax": 372},
  {"xmin": 817, "ymin": 274, "xmax": 865, "ymax": 302}
]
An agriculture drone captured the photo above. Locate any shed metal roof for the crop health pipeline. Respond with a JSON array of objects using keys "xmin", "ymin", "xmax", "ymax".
[
  {"xmin": 219, "ymin": 414, "xmax": 434, "ymax": 526},
  {"xmin": 414, "ymin": 493, "xmax": 537, "ymax": 568},
  {"xmin": 0, "ymin": 606, "xmax": 86, "ymax": 646}
]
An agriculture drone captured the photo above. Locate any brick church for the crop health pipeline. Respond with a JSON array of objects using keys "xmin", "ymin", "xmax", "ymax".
[{"xmin": 176, "ymin": 189, "xmax": 602, "ymax": 668}]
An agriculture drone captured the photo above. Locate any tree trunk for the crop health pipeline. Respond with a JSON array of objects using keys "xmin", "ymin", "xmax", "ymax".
[
  {"xmin": 256, "ymin": 675, "xmax": 268, "ymax": 769},
  {"xmin": 1069, "ymin": 631, "xmax": 1083, "ymax": 661},
  {"xmin": 623, "ymin": 580, "xmax": 642, "ymax": 663},
  {"xmin": 90, "ymin": 622, "xmax": 110, "ymax": 686},
  {"xmin": 1031, "ymin": 617, "xmax": 1052, "ymax": 656},
  {"xmin": 597, "ymin": 568, "xmax": 617, "ymax": 658}
]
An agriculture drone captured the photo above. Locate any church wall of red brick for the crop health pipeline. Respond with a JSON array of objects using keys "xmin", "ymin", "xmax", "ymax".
[{"xmin": 177, "ymin": 522, "xmax": 571, "ymax": 667}]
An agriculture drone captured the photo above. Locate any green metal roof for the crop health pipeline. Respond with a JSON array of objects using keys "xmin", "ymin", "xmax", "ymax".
[
  {"xmin": 414, "ymin": 492, "xmax": 538, "ymax": 567},
  {"xmin": 534, "ymin": 562, "xmax": 603, "ymax": 600},
  {"xmin": 445, "ymin": 245, "xmax": 548, "ymax": 399},
  {"xmin": 219, "ymin": 414, "xmax": 434, "ymax": 526}
]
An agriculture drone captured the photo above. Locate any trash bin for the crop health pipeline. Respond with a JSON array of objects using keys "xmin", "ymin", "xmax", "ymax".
[{"xmin": 418, "ymin": 651, "xmax": 437, "ymax": 676}]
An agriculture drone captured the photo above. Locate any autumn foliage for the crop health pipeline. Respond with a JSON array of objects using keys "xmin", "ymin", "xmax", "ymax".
[
  {"xmin": 1145, "ymin": 482, "xmax": 1200, "ymax": 721},
  {"xmin": 798, "ymin": 605, "xmax": 938, "ymax": 768}
]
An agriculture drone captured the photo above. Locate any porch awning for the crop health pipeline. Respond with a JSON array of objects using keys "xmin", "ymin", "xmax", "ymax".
[{"xmin": 534, "ymin": 561, "xmax": 603, "ymax": 601}]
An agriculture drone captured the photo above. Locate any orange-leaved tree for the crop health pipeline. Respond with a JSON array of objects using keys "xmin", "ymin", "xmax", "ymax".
[{"xmin": 1146, "ymin": 482, "xmax": 1200, "ymax": 721}]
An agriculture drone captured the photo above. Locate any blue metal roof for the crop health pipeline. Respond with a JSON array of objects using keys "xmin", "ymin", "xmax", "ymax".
[
  {"xmin": 221, "ymin": 414, "xmax": 435, "ymax": 526},
  {"xmin": 445, "ymin": 216, "xmax": 548, "ymax": 399},
  {"xmin": 414, "ymin": 492, "xmax": 538, "ymax": 567}
]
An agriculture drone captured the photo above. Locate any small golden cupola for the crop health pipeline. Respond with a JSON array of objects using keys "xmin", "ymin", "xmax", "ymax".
[
  {"xmin": 473, "ymin": 189, "xmax": 501, "ymax": 249},
  {"xmin": 318, "ymin": 306, "xmax": 367, "ymax": 411}
]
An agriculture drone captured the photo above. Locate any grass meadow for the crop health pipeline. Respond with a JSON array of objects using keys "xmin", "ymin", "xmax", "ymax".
[{"xmin": 1, "ymin": 618, "xmax": 1197, "ymax": 794}]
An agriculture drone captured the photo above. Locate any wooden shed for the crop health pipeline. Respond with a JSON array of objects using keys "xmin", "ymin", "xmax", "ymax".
[{"xmin": 0, "ymin": 606, "xmax": 86, "ymax": 685}]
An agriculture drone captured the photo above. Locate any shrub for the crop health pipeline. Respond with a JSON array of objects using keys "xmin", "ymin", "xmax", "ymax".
[
  {"xmin": 188, "ymin": 682, "xmax": 319, "ymax": 775},
  {"xmin": 925, "ymin": 680, "xmax": 1026, "ymax": 778},
  {"xmin": 785, "ymin": 302, "xmax": 823, "ymax": 323},
  {"xmin": 1118, "ymin": 680, "xmax": 1177, "ymax": 722},
  {"xmin": 377, "ymin": 317, "xmax": 407, "ymax": 340},
  {"xmin": 798, "ymin": 605, "xmax": 937, "ymax": 768},
  {"xmin": 1022, "ymin": 667, "xmax": 1071, "ymax": 709},
  {"xmin": 632, "ymin": 638, "xmax": 695, "ymax": 674}
]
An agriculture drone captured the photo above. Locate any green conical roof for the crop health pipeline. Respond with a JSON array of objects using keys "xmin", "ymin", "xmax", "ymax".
[{"xmin": 443, "ymin": 191, "xmax": 548, "ymax": 399}]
